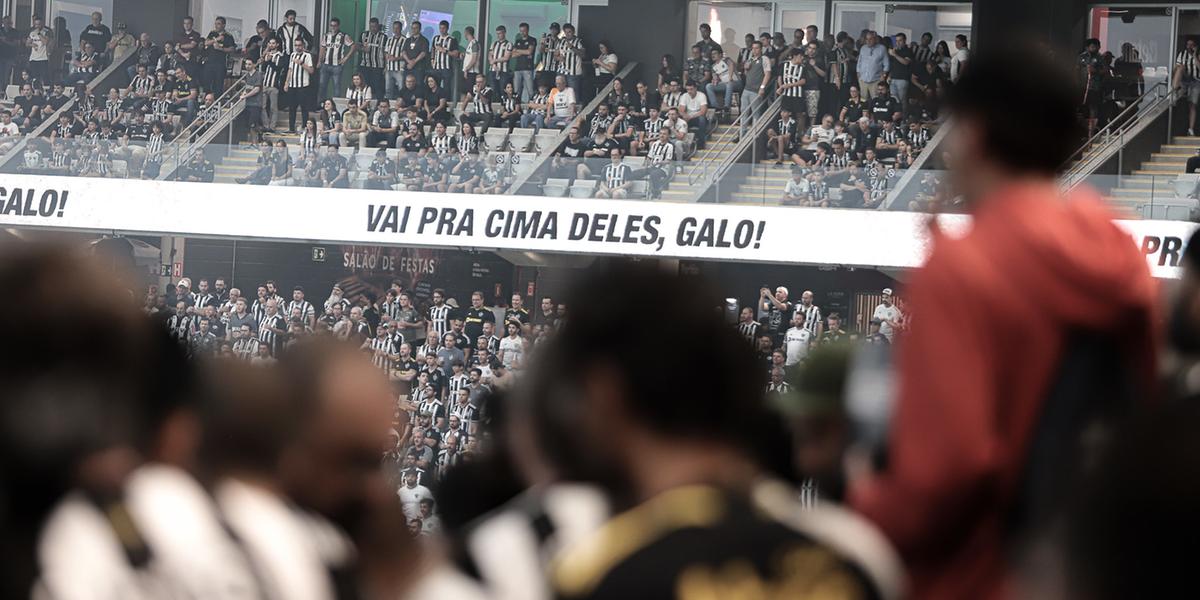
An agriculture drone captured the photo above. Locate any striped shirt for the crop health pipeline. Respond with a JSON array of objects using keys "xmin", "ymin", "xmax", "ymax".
[
  {"xmin": 907, "ymin": 127, "xmax": 930, "ymax": 149},
  {"xmin": 51, "ymin": 150, "xmax": 70, "ymax": 168},
  {"xmin": 829, "ymin": 152, "xmax": 852, "ymax": 169},
  {"xmin": 530, "ymin": 92, "xmax": 549, "ymax": 116},
  {"xmin": 455, "ymin": 134, "xmax": 479, "ymax": 156},
  {"xmin": 737, "ymin": 320, "xmax": 760, "ymax": 342},
  {"xmin": 416, "ymin": 398, "xmax": 444, "ymax": 420},
  {"xmin": 277, "ymin": 23, "xmax": 308, "ymax": 53},
  {"xmin": 647, "ymin": 139, "xmax": 674, "ymax": 163},
  {"xmin": 780, "ymin": 61, "xmax": 804, "ymax": 97},
  {"xmin": 774, "ymin": 117, "xmax": 795, "ymax": 137},
  {"xmin": 430, "ymin": 133, "xmax": 451, "ymax": 155},
  {"xmin": 287, "ymin": 299, "xmax": 315, "ymax": 323},
  {"xmin": 146, "ymin": 133, "xmax": 164, "ymax": 158},
  {"xmin": 643, "ymin": 116, "xmax": 664, "ymax": 138},
  {"xmin": 151, "ymin": 97, "xmax": 171, "ymax": 120},
  {"xmin": 470, "ymin": 86, "xmax": 494, "ymax": 114},
  {"xmin": 359, "ymin": 30, "xmax": 386, "ymax": 69},
  {"xmin": 385, "ymin": 35, "xmax": 405, "ymax": 71},
  {"xmin": 105, "ymin": 98, "xmax": 122, "ymax": 122},
  {"xmin": 76, "ymin": 51, "xmax": 99, "ymax": 74},
  {"xmin": 261, "ymin": 51, "xmax": 286, "ymax": 89},
  {"xmin": 877, "ymin": 128, "xmax": 900, "ymax": 146},
  {"xmin": 321, "ymin": 30, "xmax": 353, "ymax": 65},
  {"xmin": 489, "ymin": 40, "xmax": 512, "ymax": 73},
  {"xmin": 258, "ymin": 313, "xmax": 286, "ymax": 354},
  {"xmin": 500, "ymin": 93, "xmax": 518, "ymax": 114},
  {"xmin": 368, "ymin": 335, "xmax": 397, "ymax": 371},
  {"xmin": 447, "ymin": 373, "xmax": 468, "ymax": 397},
  {"xmin": 913, "ymin": 44, "xmax": 934, "ymax": 67},
  {"xmin": 232, "ymin": 337, "xmax": 257, "ymax": 360},
  {"xmin": 448, "ymin": 400, "xmax": 477, "ymax": 425},
  {"xmin": 603, "ymin": 162, "xmax": 631, "ymax": 187},
  {"xmin": 794, "ymin": 304, "xmax": 821, "ymax": 338},
  {"xmin": 428, "ymin": 304, "xmax": 452, "ymax": 338},
  {"xmin": 556, "ymin": 37, "xmax": 585, "ymax": 76},
  {"xmin": 299, "ymin": 130, "xmax": 317, "ymax": 153},
  {"xmin": 346, "ymin": 86, "xmax": 370, "ymax": 104},
  {"xmin": 1178, "ymin": 50, "xmax": 1200, "ymax": 80},
  {"xmin": 286, "ymin": 51, "xmax": 313, "ymax": 88},
  {"xmin": 130, "ymin": 74, "xmax": 154, "ymax": 96},
  {"xmin": 431, "ymin": 34, "xmax": 455, "ymax": 70}
]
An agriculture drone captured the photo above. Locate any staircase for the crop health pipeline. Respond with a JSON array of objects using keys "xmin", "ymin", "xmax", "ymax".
[
  {"xmin": 656, "ymin": 118, "xmax": 737, "ymax": 202},
  {"xmin": 213, "ymin": 113, "xmax": 300, "ymax": 184},
  {"xmin": 1102, "ymin": 134, "xmax": 1198, "ymax": 218},
  {"xmin": 723, "ymin": 162, "xmax": 793, "ymax": 204}
]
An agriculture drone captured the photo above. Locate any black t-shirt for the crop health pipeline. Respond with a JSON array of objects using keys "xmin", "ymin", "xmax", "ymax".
[
  {"xmin": 14, "ymin": 94, "xmax": 42, "ymax": 115},
  {"xmin": 173, "ymin": 77, "xmax": 199, "ymax": 101},
  {"xmin": 461, "ymin": 306, "xmax": 494, "ymax": 342},
  {"xmin": 762, "ymin": 301, "xmax": 791, "ymax": 335},
  {"xmin": 868, "ymin": 96, "xmax": 900, "ymax": 122},
  {"xmin": 512, "ymin": 34, "xmax": 535, "ymax": 71},
  {"xmin": 401, "ymin": 135, "xmax": 426, "ymax": 153},
  {"xmin": 423, "ymin": 86, "xmax": 449, "ymax": 112},
  {"xmin": 841, "ymin": 97, "xmax": 866, "ymax": 123},
  {"xmin": 801, "ymin": 57, "xmax": 824, "ymax": 91},
  {"xmin": 404, "ymin": 35, "xmax": 429, "ymax": 65},
  {"xmin": 889, "ymin": 46, "xmax": 913, "ymax": 80},
  {"xmin": 587, "ymin": 137, "xmax": 620, "ymax": 157},
  {"xmin": 205, "ymin": 31, "xmax": 236, "ymax": 62},
  {"xmin": 397, "ymin": 85, "xmax": 425, "ymax": 110},
  {"xmin": 555, "ymin": 138, "xmax": 586, "ymax": 158},
  {"xmin": 79, "ymin": 24, "xmax": 112, "ymax": 54}
]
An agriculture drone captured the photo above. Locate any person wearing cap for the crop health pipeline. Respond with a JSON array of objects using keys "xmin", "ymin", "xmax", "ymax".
[
  {"xmin": 872, "ymin": 288, "xmax": 902, "ymax": 342},
  {"xmin": 865, "ymin": 319, "xmax": 889, "ymax": 345},
  {"xmin": 108, "ymin": 21, "xmax": 135, "ymax": 65}
]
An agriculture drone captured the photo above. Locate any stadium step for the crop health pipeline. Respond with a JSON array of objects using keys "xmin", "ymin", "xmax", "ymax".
[{"xmin": 1102, "ymin": 135, "xmax": 1200, "ymax": 219}]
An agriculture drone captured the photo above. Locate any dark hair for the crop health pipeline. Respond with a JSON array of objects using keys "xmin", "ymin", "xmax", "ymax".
[
  {"xmin": 465, "ymin": 26, "xmax": 474, "ymax": 35},
  {"xmin": 946, "ymin": 44, "xmax": 1082, "ymax": 175},
  {"xmin": 528, "ymin": 263, "xmax": 767, "ymax": 481},
  {"xmin": 495, "ymin": 25, "xmax": 506, "ymax": 33},
  {"xmin": 329, "ymin": 17, "xmax": 340, "ymax": 25},
  {"xmin": 440, "ymin": 20, "xmax": 449, "ymax": 28},
  {"xmin": 284, "ymin": 9, "xmax": 297, "ymax": 18}
]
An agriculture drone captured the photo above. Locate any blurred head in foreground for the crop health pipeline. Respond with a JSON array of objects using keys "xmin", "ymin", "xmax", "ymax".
[
  {"xmin": 0, "ymin": 243, "xmax": 159, "ymax": 597},
  {"xmin": 525, "ymin": 262, "xmax": 771, "ymax": 507},
  {"xmin": 943, "ymin": 42, "xmax": 1082, "ymax": 204}
]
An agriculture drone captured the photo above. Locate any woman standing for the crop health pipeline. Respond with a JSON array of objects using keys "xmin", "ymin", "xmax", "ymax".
[
  {"xmin": 657, "ymin": 54, "xmax": 677, "ymax": 89},
  {"xmin": 591, "ymin": 40, "xmax": 617, "ymax": 96},
  {"xmin": 283, "ymin": 39, "xmax": 314, "ymax": 133}
]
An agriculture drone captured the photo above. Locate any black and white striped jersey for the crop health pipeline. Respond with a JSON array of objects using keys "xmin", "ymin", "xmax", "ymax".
[
  {"xmin": 447, "ymin": 373, "xmax": 469, "ymax": 397},
  {"xmin": 455, "ymin": 133, "xmax": 480, "ymax": 156},
  {"xmin": 780, "ymin": 61, "xmax": 804, "ymax": 97},
  {"xmin": 257, "ymin": 313, "xmax": 286, "ymax": 354},
  {"xmin": 130, "ymin": 74, "xmax": 155, "ymax": 96},
  {"xmin": 416, "ymin": 397, "xmax": 444, "ymax": 421},
  {"xmin": 500, "ymin": 93, "xmax": 519, "ymax": 114},
  {"xmin": 556, "ymin": 37, "xmax": 585, "ymax": 76},
  {"xmin": 448, "ymin": 400, "xmax": 478, "ymax": 425},
  {"xmin": 232, "ymin": 337, "xmax": 257, "ymax": 360},
  {"xmin": 647, "ymin": 139, "xmax": 674, "ymax": 164},
  {"xmin": 286, "ymin": 52, "xmax": 313, "ymax": 88},
  {"xmin": 877, "ymin": 128, "xmax": 900, "ymax": 146},
  {"xmin": 603, "ymin": 163, "xmax": 631, "ymax": 187},
  {"xmin": 151, "ymin": 98, "xmax": 171, "ymax": 120},
  {"xmin": 346, "ymin": 86, "xmax": 370, "ymax": 105},
  {"xmin": 737, "ymin": 320, "xmax": 760, "ymax": 342},
  {"xmin": 794, "ymin": 304, "xmax": 822, "ymax": 338},
  {"xmin": 384, "ymin": 35, "xmax": 405, "ymax": 71},
  {"xmin": 828, "ymin": 152, "xmax": 852, "ymax": 169},
  {"xmin": 167, "ymin": 312, "xmax": 192, "ymax": 344},
  {"xmin": 432, "ymin": 34, "xmax": 455, "ymax": 70},
  {"xmin": 428, "ymin": 304, "xmax": 453, "ymax": 339},
  {"xmin": 774, "ymin": 116, "xmax": 796, "ymax": 137},
  {"xmin": 643, "ymin": 116, "xmax": 664, "ymax": 138},
  {"xmin": 287, "ymin": 299, "xmax": 315, "ymax": 323},
  {"xmin": 359, "ymin": 30, "xmax": 386, "ymax": 69},
  {"xmin": 587, "ymin": 113, "xmax": 613, "ymax": 138},
  {"xmin": 530, "ymin": 92, "xmax": 549, "ymax": 116},
  {"xmin": 260, "ymin": 51, "xmax": 286, "ymax": 89},
  {"xmin": 429, "ymin": 133, "xmax": 452, "ymax": 155},
  {"xmin": 470, "ymin": 86, "xmax": 494, "ymax": 114},
  {"xmin": 368, "ymin": 335, "xmax": 397, "ymax": 371},
  {"xmin": 489, "ymin": 39, "xmax": 513, "ymax": 73},
  {"xmin": 321, "ymin": 30, "xmax": 353, "ymax": 65},
  {"xmin": 1179, "ymin": 50, "xmax": 1200, "ymax": 80}
]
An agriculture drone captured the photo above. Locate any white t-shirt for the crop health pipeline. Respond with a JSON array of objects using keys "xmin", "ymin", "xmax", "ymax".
[
  {"xmin": 29, "ymin": 27, "xmax": 50, "ymax": 61},
  {"xmin": 499, "ymin": 335, "xmax": 525, "ymax": 369},
  {"xmin": 679, "ymin": 91, "xmax": 707, "ymax": 117},
  {"xmin": 951, "ymin": 48, "xmax": 969, "ymax": 82},
  {"xmin": 398, "ymin": 483, "xmax": 434, "ymax": 520},
  {"xmin": 873, "ymin": 303, "xmax": 901, "ymax": 340},
  {"xmin": 0, "ymin": 121, "xmax": 20, "ymax": 136},
  {"xmin": 807, "ymin": 125, "xmax": 834, "ymax": 149},
  {"xmin": 594, "ymin": 52, "xmax": 617, "ymax": 77},
  {"xmin": 785, "ymin": 178, "xmax": 809, "ymax": 198},
  {"xmin": 711, "ymin": 58, "xmax": 735, "ymax": 84},
  {"xmin": 552, "ymin": 88, "xmax": 576, "ymax": 117},
  {"xmin": 783, "ymin": 327, "xmax": 812, "ymax": 365}
]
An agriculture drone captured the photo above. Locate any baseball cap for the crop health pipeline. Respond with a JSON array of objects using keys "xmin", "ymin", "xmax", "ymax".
[{"xmin": 882, "ymin": 288, "xmax": 893, "ymax": 295}]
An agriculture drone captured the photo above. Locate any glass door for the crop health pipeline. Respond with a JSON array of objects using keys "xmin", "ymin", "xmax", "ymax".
[
  {"xmin": 776, "ymin": 1, "xmax": 826, "ymax": 42},
  {"xmin": 833, "ymin": 1, "xmax": 884, "ymax": 40},
  {"xmin": 686, "ymin": 1, "xmax": 775, "ymax": 58}
]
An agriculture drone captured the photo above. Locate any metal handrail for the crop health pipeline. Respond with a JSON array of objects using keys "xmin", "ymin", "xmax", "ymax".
[
  {"xmin": 684, "ymin": 95, "xmax": 769, "ymax": 186},
  {"xmin": 156, "ymin": 73, "xmax": 251, "ymax": 180},
  {"xmin": 0, "ymin": 50, "xmax": 138, "ymax": 169},
  {"xmin": 1060, "ymin": 81, "xmax": 1181, "ymax": 191},
  {"xmin": 691, "ymin": 95, "xmax": 783, "ymax": 203},
  {"xmin": 503, "ymin": 61, "xmax": 638, "ymax": 195}
]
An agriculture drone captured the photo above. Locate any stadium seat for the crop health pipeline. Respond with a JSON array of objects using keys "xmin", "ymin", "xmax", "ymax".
[
  {"xmin": 511, "ymin": 152, "xmax": 537, "ymax": 178},
  {"xmin": 534, "ymin": 131, "xmax": 559, "ymax": 152},
  {"xmin": 483, "ymin": 130, "xmax": 508, "ymax": 152},
  {"xmin": 508, "ymin": 128, "xmax": 534, "ymax": 152},
  {"xmin": 542, "ymin": 178, "xmax": 570, "ymax": 197},
  {"xmin": 4, "ymin": 85, "xmax": 16, "ymax": 100},
  {"xmin": 625, "ymin": 156, "xmax": 646, "ymax": 169},
  {"xmin": 569, "ymin": 180, "xmax": 597, "ymax": 198}
]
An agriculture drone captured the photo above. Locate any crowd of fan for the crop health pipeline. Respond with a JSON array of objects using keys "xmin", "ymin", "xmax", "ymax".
[{"xmin": 146, "ymin": 274, "xmax": 568, "ymax": 532}]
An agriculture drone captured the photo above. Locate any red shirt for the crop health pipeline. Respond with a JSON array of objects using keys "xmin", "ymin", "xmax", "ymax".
[{"xmin": 850, "ymin": 182, "xmax": 1159, "ymax": 599}]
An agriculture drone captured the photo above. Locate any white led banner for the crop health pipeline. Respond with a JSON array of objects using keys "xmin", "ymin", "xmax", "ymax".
[{"xmin": 0, "ymin": 174, "xmax": 1192, "ymax": 278}]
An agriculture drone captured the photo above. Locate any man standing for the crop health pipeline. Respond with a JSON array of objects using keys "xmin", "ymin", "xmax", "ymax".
[
  {"xmin": 782, "ymin": 314, "xmax": 813, "ymax": 366},
  {"xmin": 555, "ymin": 23, "xmax": 585, "ymax": 100},
  {"xmin": 533, "ymin": 296, "xmax": 557, "ymax": 328},
  {"xmin": 429, "ymin": 19, "xmax": 457, "ymax": 92},
  {"xmin": 886, "ymin": 32, "xmax": 913, "ymax": 109},
  {"xmin": 856, "ymin": 31, "xmax": 888, "ymax": 100},
  {"xmin": 79, "ymin": 12, "xmax": 111, "ymax": 67},
  {"xmin": 383, "ymin": 21, "xmax": 406, "ymax": 100},
  {"xmin": 1177, "ymin": 38, "xmax": 1200, "ymax": 136},
  {"xmin": 512, "ymin": 22, "xmax": 536, "ymax": 103},
  {"xmin": 357, "ymin": 17, "xmax": 386, "ymax": 100},
  {"xmin": 1079, "ymin": 38, "xmax": 1104, "ymax": 139},
  {"xmin": 739, "ymin": 40, "xmax": 771, "ymax": 139},
  {"xmin": 461, "ymin": 291, "xmax": 495, "ymax": 346},
  {"xmin": 287, "ymin": 286, "xmax": 315, "ymax": 329},
  {"xmin": 872, "ymin": 288, "xmax": 902, "ymax": 342},
  {"xmin": 203, "ymin": 17, "xmax": 236, "ymax": 95},
  {"xmin": 759, "ymin": 285, "xmax": 791, "ymax": 346},
  {"xmin": 678, "ymin": 80, "xmax": 709, "ymax": 149},
  {"xmin": 317, "ymin": 17, "xmax": 354, "ymax": 102},
  {"xmin": 25, "ymin": 15, "xmax": 52, "ymax": 83},
  {"xmin": 848, "ymin": 49, "xmax": 1158, "ymax": 600},
  {"xmin": 403, "ymin": 20, "xmax": 429, "ymax": 94},
  {"xmin": 487, "ymin": 25, "xmax": 513, "ymax": 94},
  {"xmin": 794, "ymin": 289, "xmax": 823, "ymax": 340}
]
